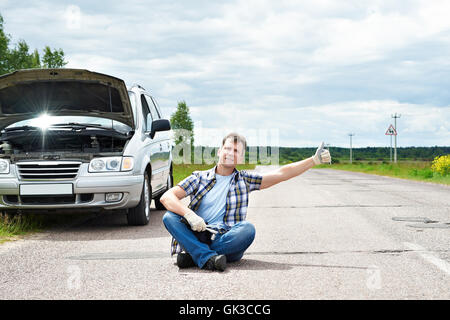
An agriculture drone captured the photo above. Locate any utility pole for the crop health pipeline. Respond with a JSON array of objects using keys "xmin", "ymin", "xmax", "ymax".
[
  {"xmin": 348, "ymin": 133, "xmax": 355, "ymax": 164},
  {"xmin": 391, "ymin": 113, "xmax": 401, "ymax": 163}
]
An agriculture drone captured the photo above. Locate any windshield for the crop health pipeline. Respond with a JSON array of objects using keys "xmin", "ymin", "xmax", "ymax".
[{"xmin": 5, "ymin": 115, "xmax": 132, "ymax": 134}]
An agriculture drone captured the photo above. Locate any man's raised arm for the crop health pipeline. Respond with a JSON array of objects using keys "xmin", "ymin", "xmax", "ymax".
[{"xmin": 260, "ymin": 142, "xmax": 331, "ymax": 190}]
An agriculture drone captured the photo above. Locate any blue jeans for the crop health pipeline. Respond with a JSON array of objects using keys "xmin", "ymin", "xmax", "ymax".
[{"xmin": 162, "ymin": 211, "xmax": 256, "ymax": 268}]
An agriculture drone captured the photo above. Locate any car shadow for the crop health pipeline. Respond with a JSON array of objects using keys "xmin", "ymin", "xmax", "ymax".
[{"xmin": 40, "ymin": 206, "xmax": 171, "ymax": 241}]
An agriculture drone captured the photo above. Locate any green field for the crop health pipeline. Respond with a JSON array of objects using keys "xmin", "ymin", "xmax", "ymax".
[{"xmin": 315, "ymin": 160, "xmax": 450, "ymax": 185}]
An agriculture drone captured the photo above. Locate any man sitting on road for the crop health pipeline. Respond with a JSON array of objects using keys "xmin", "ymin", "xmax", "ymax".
[{"xmin": 160, "ymin": 132, "xmax": 331, "ymax": 272}]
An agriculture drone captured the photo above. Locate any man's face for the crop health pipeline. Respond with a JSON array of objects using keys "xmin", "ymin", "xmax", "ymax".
[{"xmin": 217, "ymin": 138, "xmax": 245, "ymax": 168}]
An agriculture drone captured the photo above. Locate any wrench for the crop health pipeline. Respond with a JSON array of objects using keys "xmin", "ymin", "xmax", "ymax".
[{"xmin": 181, "ymin": 217, "xmax": 218, "ymax": 240}]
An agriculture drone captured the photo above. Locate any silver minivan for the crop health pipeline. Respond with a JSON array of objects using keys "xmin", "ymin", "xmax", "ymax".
[{"xmin": 0, "ymin": 68, "xmax": 172, "ymax": 226}]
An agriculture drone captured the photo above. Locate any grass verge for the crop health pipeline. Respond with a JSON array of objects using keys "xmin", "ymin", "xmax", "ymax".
[
  {"xmin": 315, "ymin": 161, "xmax": 450, "ymax": 185},
  {"xmin": 0, "ymin": 213, "xmax": 43, "ymax": 244}
]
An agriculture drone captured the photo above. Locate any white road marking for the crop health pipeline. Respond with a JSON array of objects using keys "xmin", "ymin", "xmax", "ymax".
[{"xmin": 403, "ymin": 242, "xmax": 450, "ymax": 276}]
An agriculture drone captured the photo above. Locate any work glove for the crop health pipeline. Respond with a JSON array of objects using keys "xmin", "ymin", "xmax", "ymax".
[
  {"xmin": 183, "ymin": 211, "xmax": 206, "ymax": 232},
  {"xmin": 312, "ymin": 142, "xmax": 331, "ymax": 165}
]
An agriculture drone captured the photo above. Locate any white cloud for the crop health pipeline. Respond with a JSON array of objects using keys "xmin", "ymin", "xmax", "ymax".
[
  {"xmin": 1, "ymin": 0, "xmax": 449, "ymax": 147},
  {"xmin": 160, "ymin": 82, "xmax": 193, "ymax": 96}
]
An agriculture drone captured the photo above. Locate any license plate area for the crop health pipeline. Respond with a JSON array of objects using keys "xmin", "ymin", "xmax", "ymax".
[{"xmin": 19, "ymin": 184, "xmax": 74, "ymax": 196}]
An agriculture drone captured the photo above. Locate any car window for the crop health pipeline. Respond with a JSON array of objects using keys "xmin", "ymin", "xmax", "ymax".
[
  {"xmin": 150, "ymin": 97, "xmax": 162, "ymax": 118},
  {"xmin": 140, "ymin": 94, "xmax": 152, "ymax": 131},
  {"xmin": 128, "ymin": 91, "xmax": 138, "ymax": 126},
  {"xmin": 145, "ymin": 95, "xmax": 159, "ymax": 120}
]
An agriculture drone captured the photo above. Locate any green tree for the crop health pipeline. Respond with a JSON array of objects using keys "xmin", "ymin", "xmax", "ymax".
[
  {"xmin": 7, "ymin": 40, "xmax": 40, "ymax": 71},
  {"xmin": 0, "ymin": 13, "xmax": 68, "ymax": 75},
  {"xmin": 31, "ymin": 49, "xmax": 40, "ymax": 68},
  {"xmin": 42, "ymin": 46, "xmax": 67, "ymax": 68},
  {"xmin": 170, "ymin": 100, "xmax": 194, "ymax": 146},
  {"xmin": 0, "ymin": 14, "xmax": 11, "ymax": 75}
]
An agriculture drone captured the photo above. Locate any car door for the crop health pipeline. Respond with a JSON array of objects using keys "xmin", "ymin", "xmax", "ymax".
[
  {"xmin": 149, "ymin": 96, "xmax": 171, "ymax": 186},
  {"xmin": 140, "ymin": 94, "xmax": 163, "ymax": 191}
]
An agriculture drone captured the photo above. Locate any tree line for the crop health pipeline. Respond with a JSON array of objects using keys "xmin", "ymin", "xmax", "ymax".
[
  {"xmin": 0, "ymin": 13, "xmax": 67, "ymax": 76},
  {"xmin": 176, "ymin": 145, "xmax": 449, "ymax": 164},
  {"xmin": 278, "ymin": 146, "xmax": 450, "ymax": 163}
]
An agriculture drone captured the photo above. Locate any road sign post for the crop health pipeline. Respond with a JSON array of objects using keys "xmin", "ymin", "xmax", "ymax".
[
  {"xmin": 390, "ymin": 135, "xmax": 392, "ymax": 162},
  {"xmin": 385, "ymin": 124, "xmax": 397, "ymax": 163}
]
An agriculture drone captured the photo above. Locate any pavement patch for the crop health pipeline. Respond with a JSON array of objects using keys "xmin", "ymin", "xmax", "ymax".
[
  {"xmin": 67, "ymin": 251, "xmax": 169, "ymax": 260},
  {"xmin": 245, "ymin": 249, "xmax": 442, "ymax": 256},
  {"xmin": 406, "ymin": 223, "xmax": 450, "ymax": 229},
  {"xmin": 392, "ymin": 216, "xmax": 438, "ymax": 223}
]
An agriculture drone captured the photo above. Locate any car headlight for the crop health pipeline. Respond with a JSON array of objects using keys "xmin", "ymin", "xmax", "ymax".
[
  {"xmin": 0, "ymin": 159, "xmax": 10, "ymax": 174},
  {"xmin": 89, "ymin": 157, "xmax": 134, "ymax": 173}
]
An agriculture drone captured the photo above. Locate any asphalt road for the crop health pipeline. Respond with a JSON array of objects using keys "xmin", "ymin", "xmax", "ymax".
[{"xmin": 0, "ymin": 167, "xmax": 449, "ymax": 299}]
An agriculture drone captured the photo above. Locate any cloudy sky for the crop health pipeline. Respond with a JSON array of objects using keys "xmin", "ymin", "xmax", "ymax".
[{"xmin": 1, "ymin": 0, "xmax": 449, "ymax": 147}]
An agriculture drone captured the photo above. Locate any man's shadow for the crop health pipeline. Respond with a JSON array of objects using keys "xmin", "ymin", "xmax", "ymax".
[{"xmin": 178, "ymin": 258, "xmax": 368, "ymax": 272}]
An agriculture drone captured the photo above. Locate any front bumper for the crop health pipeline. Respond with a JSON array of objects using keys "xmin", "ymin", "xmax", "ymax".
[{"xmin": 0, "ymin": 174, "xmax": 144, "ymax": 210}]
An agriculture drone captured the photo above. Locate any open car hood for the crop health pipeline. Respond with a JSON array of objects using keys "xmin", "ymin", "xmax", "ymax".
[{"xmin": 0, "ymin": 68, "xmax": 134, "ymax": 130}]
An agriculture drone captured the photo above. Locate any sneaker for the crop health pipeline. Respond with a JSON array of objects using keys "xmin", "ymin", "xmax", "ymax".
[
  {"xmin": 176, "ymin": 252, "xmax": 196, "ymax": 269},
  {"xmin": 202, "ymin": 254, "xmax": 227, "ymax": 272}
]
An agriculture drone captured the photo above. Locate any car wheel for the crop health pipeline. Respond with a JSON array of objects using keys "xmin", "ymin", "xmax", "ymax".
[
  {"xmin": 154, "ymin": 170, "xmax": 173, "ymax": 210},
  {"xmin": 127, "ymin": 172, "xmax": 151, "ymax": 226}
]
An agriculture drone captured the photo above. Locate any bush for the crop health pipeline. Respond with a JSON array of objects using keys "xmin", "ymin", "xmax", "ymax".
[
  {"xmin": 431, "ymin": 155, "xmax": 450, "ymax": 176},
  {"xmin": 421, "ymin": 169, "xmax": 434, "ymax": 179}
]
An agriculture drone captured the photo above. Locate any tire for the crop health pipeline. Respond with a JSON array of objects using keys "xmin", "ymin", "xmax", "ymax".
[
  {"xmin": 155, "ymin": 169, "xmax": 173, "ymax": 210},
  {"xmin": 127, "ymin": 172, "xmax": 151, "ymax": 226}
]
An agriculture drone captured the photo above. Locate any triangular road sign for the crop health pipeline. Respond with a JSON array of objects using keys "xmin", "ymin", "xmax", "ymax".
[{"xmin": 385, "ymin": 124, "xmax": 397, "ymax": 135}]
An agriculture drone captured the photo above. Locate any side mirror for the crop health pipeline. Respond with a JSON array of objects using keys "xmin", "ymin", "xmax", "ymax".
[{"xmin": 147, "ymin": 118, "xmax": 171, "ymax": 139}]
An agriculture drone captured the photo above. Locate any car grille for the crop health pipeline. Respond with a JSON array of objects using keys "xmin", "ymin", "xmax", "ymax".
[
  {"xmin": 20, "ymin": 195, "xmax": 77, "ymax": 205},
  {"xmin": 16, "ymin": 161, "xmax": 82, "ymax": 180},
  {"xmin": 3, "ymin": 194, "xmax": 94, "ymax": 205}
]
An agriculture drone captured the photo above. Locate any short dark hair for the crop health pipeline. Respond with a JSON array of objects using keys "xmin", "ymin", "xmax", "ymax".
[{"xmin": 222, "ymin": 132, "xmax": 247, "ymax": 151}]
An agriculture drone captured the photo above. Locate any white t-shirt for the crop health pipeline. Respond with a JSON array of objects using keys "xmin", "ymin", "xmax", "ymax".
[{"xmin": 195, "ymin": 173, "xmax": 234, "ymax": 229}]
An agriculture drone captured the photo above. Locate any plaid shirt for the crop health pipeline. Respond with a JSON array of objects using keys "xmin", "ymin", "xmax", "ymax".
[{"xmin": 170, "ymin": 165, "xmax": 263, "ymax": 255}]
